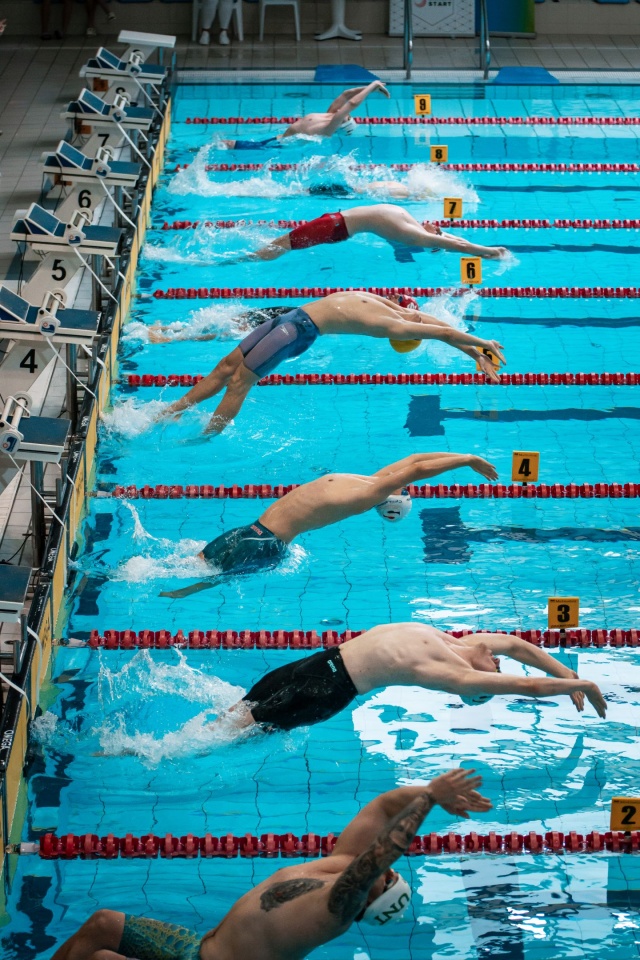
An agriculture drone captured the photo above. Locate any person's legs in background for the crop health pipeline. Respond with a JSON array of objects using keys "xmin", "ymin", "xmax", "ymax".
[
  {"xmin": 86, "ymin": 0, "xmax": 116, "ymax": 36},
  {"xmin": 199, "ymin": 0, "xmax": 233, "ymax": 46},
  {"xmin": 41, "ymin": 0, "xmax": 74, "ymax": 40}
]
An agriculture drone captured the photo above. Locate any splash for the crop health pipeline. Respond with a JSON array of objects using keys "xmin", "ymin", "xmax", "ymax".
[
  {"xmin": 493, "ymin": 248, "xmax": 520, "ymax": 276},
  {"xmin": 98, "ymin": 648, "xmax": 243, "ymax": 706},
  {"xmin": 404, "ymin": 164, "xmax": 479, "ymax": 204},
  {"xmin": 120, "ymin": 501, "xmax": 159, "ymax": 542},
  {"xmin": 113, "ymin": 537, "xmax": 210, "ymax": 583},
  {"xmin": 101, "ymin": 398, "xmax": 171, "ymax": 438},
  {"xmin": 123, "ymin": 302, "xmax": 258, "ymax": 344}
]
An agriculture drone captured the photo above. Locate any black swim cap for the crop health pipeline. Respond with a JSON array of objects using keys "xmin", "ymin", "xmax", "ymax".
[{"xmin": 309, "ymin": 183, "xmax": 351, "ymax": 197}]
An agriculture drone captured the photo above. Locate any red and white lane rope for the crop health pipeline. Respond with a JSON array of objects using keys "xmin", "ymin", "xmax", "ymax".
[
  {"xmin": 13, "ymin": 830, "xmax": 639, "ymax": 859},
  {"xmin": 183, "ymin": 115, "xmax": 640, "ymax": 127},
  {"xmin": 172, "ymin": 162, "xmax": 640, "ymax": 174},
  {"xmin": 127, "ymin": 373, "xmax": 640, "ymax": 388},
  {"xmin": 79, "ymin": 627, "xmax": 640, "ymax": 650},
  {"xmin": 106, "ymin": 482, "xmax": 639, "ymax": 500},
  {"xmin": 150, "ymin": 285, "xmax": 640, "ymax": 300},
  {"xmin": 158, "ymin": 217, "xmax": 640, "ymax": 232}
]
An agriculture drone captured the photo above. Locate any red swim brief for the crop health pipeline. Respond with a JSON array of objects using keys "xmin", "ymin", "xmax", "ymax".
[{"xmin": 289, "ymin": 212, "xmax": 349, "ymax": 250}]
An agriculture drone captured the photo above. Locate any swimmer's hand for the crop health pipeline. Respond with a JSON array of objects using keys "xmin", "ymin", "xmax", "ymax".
[
  {"xmin": 487, "ymin": 246, "xmax": 509, "ymax": 260},
  {"xmin": 476, "ymin": 351, "xmax": 501, "ymax": 384},
  {"xmin": 584, "ymin": 681, "xmax": 607, "ymax": 719},
  {"xmin": 147, "ymin": 325, "xmax": 172, "ymax": 344},
  {"xmin": 373, "ymin": 80, "xmax": 391, "ymax": 99},
  {"xmin": 468, "ymin": 456, "xmax": 498, "ymax": 482},
  {"xmin": 426, "ymin": 768, "xmax": 492, "ymax": 819},
  {"xmin": 160, "ymin": 581, "xmax": 216, "ymax": 599}
]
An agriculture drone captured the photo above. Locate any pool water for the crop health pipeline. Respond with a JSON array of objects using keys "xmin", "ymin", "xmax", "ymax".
[{"xmin": 4, "ymin": 82, "xmax": 640, "ymax": 960}]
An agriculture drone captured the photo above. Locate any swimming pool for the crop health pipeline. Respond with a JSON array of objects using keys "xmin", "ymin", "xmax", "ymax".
[{"xmin": 4, "ymin": 81, "xmax": 640, "ymax": 959}]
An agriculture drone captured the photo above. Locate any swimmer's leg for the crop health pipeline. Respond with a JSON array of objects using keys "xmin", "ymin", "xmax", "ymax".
[
  {"xmin": 159, "ymin": 579, "xmax": 218, "ymax": 599},
  {"xmin": 253, "ymin": 233, "xmax": 292, "ymax": 261},
  {"xmin": 51, "ymin": 909, "xmax": 125, "ymax": 960},
  {"xmin": 160, "ymin": 346, "xmax": 244, "ymax": 418},
  {"xmin": 203, "ymin": 362, "xmax": 260, "ymax": 434}
]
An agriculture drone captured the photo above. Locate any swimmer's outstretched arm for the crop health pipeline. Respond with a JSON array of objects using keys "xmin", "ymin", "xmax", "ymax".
[
  {"xmin": 389, "ymin": 313, "xmax": 505, "ymax": 384},
  {"xmin": 326, "ymin": 81, "xmax": 390, "ymax": 115},
  {"xmin": 425, "ymin": 231, "xmax": 508, "ymax": 260},
  {"xmin": 453, "ymin": 669, "xmax": 607, "ymax": 718},
  {"xmin": 371, "ymin": 453, "xmax": 498, "ymax": 495}
]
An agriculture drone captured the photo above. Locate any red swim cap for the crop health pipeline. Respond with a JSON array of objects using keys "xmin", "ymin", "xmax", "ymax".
[{"xmin": 396, "ymin": 294, "xmax": 419, "ymax": 310}]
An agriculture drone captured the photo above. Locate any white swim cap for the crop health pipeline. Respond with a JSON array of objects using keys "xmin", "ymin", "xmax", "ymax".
[
  {"xmin": 339, "ymin": 117, "xmax": 356, "ymax": 136},
  {"xmin": 361, "ymin": 873, "xmax": 412, "ymax": 926},
  {"xmin": 460, "ymin": 693, "xmax": 494, "ymax": 706},
  {"xmin": 375, "ymin": 488, "xmax": 412, "ymax": 522}
]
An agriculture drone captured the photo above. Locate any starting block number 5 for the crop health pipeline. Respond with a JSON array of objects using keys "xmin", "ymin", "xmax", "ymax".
[
  {"xmin": 414, "ymin": 94, "xmax": 431, "ymax": 115},
  {"xmin": 611, "ymin": 798, "xmax": 640, "ymax": 831},
  {"xmin": 547, "ymin": 597, "xmax": 580, "ymax": 630}
]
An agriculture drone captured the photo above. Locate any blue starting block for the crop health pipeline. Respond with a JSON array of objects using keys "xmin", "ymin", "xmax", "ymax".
[
  {"xmin": 0, "ymin": 565, "xmax": 32, "ymax": 624},
  {"xmin": 0, "ymin": 395, "xmax": 70, "ymax": 464},
  {"xmin": 80, "ymin": 47, "xmax": 167, "ymax": 85},
  {"xmin": 0, "ymin": 286, "xmax": 100, "ymax": 346},
  {"xmin": 62, "ymin": 89, "xmax": 153, "ymax": 131},
  {"xmin": 10, "ymin": 203, "xmax": 123, "ymax": 256},
  {"xmin": 42, "ymin": 141, "xmax": 141, "ymax": 188}
]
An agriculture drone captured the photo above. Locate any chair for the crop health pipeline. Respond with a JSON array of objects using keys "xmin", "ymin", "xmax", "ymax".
[
  {"xmin": 191, "ymin": 0, "xmax": 244, "ymax": 43},
  {"xmin": 259, "ymin": 0, "xmax": 300, "ymax": 41}
]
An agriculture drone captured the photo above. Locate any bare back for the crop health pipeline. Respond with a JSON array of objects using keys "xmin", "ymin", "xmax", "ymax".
[
  {"xmin": 283, "ymin": 113, "xmax": 335, "ymax": 138},
  {"xmin": 259, "ymin": 472, "xmax": 392, "ymax": 541},
  {"xmin": 340, "ymin": 623, "xmax": 474, "ymax": 694},
  {"xmin": 200, "ymin": 858, "xmax": 352, "ymax": 960},
  {"xmin": 303, "ymin": 291, "xmax": 430, "ymax": 339}
]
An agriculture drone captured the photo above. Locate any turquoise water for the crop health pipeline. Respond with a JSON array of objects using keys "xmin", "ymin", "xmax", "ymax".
[{"xmin": 4, "ymin": 83, "xmax": 640, "ymax": 959}]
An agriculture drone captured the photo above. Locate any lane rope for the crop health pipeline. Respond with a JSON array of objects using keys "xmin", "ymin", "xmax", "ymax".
[
  {"xmin": 127, "ymin": 373, "xmax": 640, "ymax": 388},
  {"xmin": 105, "ymin": 482, "xmax": 640, "ymax": 500},
  {"xmin": 150, "ymin": 285, "xmax": 640, "ymax": 300},
  {"xmin": 183, "ymin": 116, "xmax": 640, "ymax": 127},
  {"xmin": 72, "ymin": 627, "xmax": 640, "ymax": 650},
  {"xmin": 157, "ymin": 218, "xmax": 640, "ymax": 232},
  {"xmin": 172, "ymin": 162, "xmax": 640, "ymax": 174},
  {"xmin": 19, "ymin": 830, "xmax": 640, "ymax": 859}
]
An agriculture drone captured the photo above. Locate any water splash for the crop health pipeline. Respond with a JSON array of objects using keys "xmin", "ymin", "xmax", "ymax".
[
  {"xmin": 101, "ymin": 397, "xmax": 170, "ymax": 438},
  {"xmin": 113, "ymin": 537, "xmax": 210, "ymax": 583},
  {"xmin": 123, "ymin": 302, "xmax": 258, "ymax": 344}
]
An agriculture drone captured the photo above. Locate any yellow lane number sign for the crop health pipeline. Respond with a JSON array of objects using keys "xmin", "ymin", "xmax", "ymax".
[
  {"xmin": 461, "ymin": 256, "xmax": 481, "ymax": 285},
  {"xmin": 444, "ymin": 197, "xmax": 462, "ymax": 219},
  {"xmin": 611, "ymin": 798, "xmax": 640, "ymax": 831},
  {"xmin": 414, "ymin": 94, "xmax": 431, "ymax": 115},
  {"xmin": 431, "ymin": 144, "xmax": 448, "ymax": 163},
  {"xmin": 512, "ymin": 451, "xmax": 539, "ymax": 483},
  {"xmin": 548, "ymin": 597, "xmax": 580, "ymax": 630}
]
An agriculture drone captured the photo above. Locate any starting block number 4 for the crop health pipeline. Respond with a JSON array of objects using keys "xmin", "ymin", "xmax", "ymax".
[
  {"xmin": 611, "ymin": 798, "xmax": 640, "ymax": 832},
  {"xmin": 414, "ymin": 94, "xmax": 431, "ymax": 115},
  {"xmin": 444, "ymin": 198, "xmax": 462, "ymax": 219},
  {"xmin": 431, "ymin": 145, "xmax": 448, "ymax": 163},
  {"xmin": 512, "ymin": 451, "xmax": 539, "ymax": 483},
  {"xmin": 461, "ymin": 256, "xmax": 481, "ymax": 285},
  {"xmin": 548, "ymin": 597, "xmax": 580, "ymax": 630}
]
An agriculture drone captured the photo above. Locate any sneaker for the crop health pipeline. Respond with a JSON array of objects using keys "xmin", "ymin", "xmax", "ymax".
[
  {"xmin": 106, "ymin": 11, "xmax": 116, "ymax": 21},
  {"xmin": 219, "ymin": 29, "xmax": 230, "ymax": 46},
  {"xmin": 86, "ymin": 26, "xmax": 97, "ymax": 36},
  {"xmin": 198, "ymin": 28, "xmax": 210, "ymax": 45}
]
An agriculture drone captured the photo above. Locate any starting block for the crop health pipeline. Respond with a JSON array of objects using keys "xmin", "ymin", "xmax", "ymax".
[
  {"xmin": 0, "ymin": 397, "xmax": 70, "ymax": 465},
  {"xmin": 81, "ymin": 47, "xmax": 166, "ymax": 86},
  {"xmin": 117, "ymin": 29, "xmax": 176, "ymax": 64},
  {"xmin": 62, "ymin": 89, "xmax": 153, "ymax": 132},
  {"xmin": 0, "ymin": 565, "xmax": 32, "ymax": 624},
  {"xmin": 42, "ymin": 141, "xmax": 141, "ymax": 189},
  {"xmin": 0, "ymin": 286, "xmax": 100, "ymax": 347},
  {"xmin": 11, "ymin": 203, "xmax": 123, "ymax": 256}
]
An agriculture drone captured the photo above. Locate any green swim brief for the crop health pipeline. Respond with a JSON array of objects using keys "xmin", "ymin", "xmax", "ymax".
[{"xmin": 118, "ymin": 914, "xmax": 203, "ymax": 960}]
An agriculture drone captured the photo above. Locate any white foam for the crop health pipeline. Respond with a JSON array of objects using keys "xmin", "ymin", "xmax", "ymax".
[
  {"xmin": 113, "ymin": 538, "xmax": 210, "ymax": 583},
  {"xmin": 101, "ymin": 398, "xmax": 171, "ymax": 438}
]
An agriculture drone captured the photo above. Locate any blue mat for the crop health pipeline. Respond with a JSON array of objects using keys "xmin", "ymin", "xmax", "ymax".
[
  {"xmin": 493, "ymin": 66, "xmax": 559, "ymax": 85},
  {"xmin": 314, "ymin": 65, "xmax": 379, "ymax": 83}
]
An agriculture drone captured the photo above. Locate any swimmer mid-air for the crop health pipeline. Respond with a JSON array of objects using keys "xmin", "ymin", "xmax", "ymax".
[
  {"xmin": 219, "ymin": 623, "xmax": 607, "ymax": 733},
  {"xmin": 219, "ymin": 80, "xmax": 390, "ymax": 150},
  {"xmin": 155, "ymin": 291, "xmax": 506, "ymax": 434},
  {"xmin": 51, "ymin": 770, "xmax": 491, "ymax": 960},
  {"xmin": 251, "ymin": 204, "xmax": 508, "ymax": 262},
  {"xmin": 158, "ymin": 451, "xmax": 497, "ymax": 598}
]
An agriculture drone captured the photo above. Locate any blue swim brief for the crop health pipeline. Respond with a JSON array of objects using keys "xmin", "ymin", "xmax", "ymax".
[
  {"xmin": 238, "ymin": 306, "xmax": 320, "ymax": 378},
  {"xmin": 118, "ymin": 914, "xmax": 203, "ymax": 960},
  {"xmin": 233, "ymin": 136, "xmax": 281, "ymax": 150}
]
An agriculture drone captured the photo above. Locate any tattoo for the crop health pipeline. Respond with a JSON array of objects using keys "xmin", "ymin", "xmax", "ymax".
[
  {"xmin": 260, "ymin": 878, "xmax": 326, "ymax": 913},
  {"xmin": 327, "ymin": 792, "xmax": 433, "ymax": 926}
]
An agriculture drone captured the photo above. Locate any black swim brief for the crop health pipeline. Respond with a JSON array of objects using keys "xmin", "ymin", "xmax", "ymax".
[
  {"xmin": 119, "ymin": 914, "xmax": 202, "ymax": 960},
  {"xmin": 238, "ymin": 306, "xmax": 320, "ymax": 378},
  {"xmin": 242, "ymin": 648, "xmax": 358, "ymax": 731},
  {"xmin": 202, "ymin": 520, "xmax": 288, "ymax": 576}
]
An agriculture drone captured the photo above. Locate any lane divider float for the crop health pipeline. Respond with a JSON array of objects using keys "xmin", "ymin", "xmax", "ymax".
[
  {"xmin": 76, "ymin": 627, "xmax": 640, "ymax": 650},
  {"xmin": 126, "ymin": 373, "xmax": 640, "ymax": 388},
  {"xmin": 12, "ymin": 830, "xmax": 639, "ymax": 859},
  {"xmin": 172, "ymin": 162, "xmax": 640, "ymax": 174},
  {"xmin": 182, "ymin": 116, "xmax": 640, "ymax": 127},
  {"xmin": 157, "ymin": 218, "xmax": 640, "ymax": 232},
  {"xmin": 150, "ymin": 285, "xmax": 640, "ymax": 300},
  {"xmin": 106, "ymin": 482, "xmax": 640, "ymax": 500}
]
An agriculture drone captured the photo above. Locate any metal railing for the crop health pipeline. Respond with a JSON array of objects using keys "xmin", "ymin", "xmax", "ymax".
[
  {"xmin": 479, "ymin": 0, "xmax": 491, "ymax": 80},
  {"xmin": 403, "ymin": 0, "xmax": 413, "ymax": 80}
]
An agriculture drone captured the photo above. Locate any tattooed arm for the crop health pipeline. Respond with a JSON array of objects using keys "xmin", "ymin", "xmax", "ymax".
[{"xmin": 327, "ymin": 769, "xmax": 491, "ymax": 926}]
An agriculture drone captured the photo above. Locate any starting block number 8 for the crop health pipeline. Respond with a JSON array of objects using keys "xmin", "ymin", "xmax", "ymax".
[
  {"xmin": 414, "ymin": 94, "xmax": 431, "ymax": 115},
  {"xmin": 611, "ymin": 798, "xmax": 640, "ymax": 831}
]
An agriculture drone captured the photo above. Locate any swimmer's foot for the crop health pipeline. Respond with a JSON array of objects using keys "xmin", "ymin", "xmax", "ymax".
[{"xmin": 147, "ymin": 325, "xmax": 172, "ymax": 344}]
